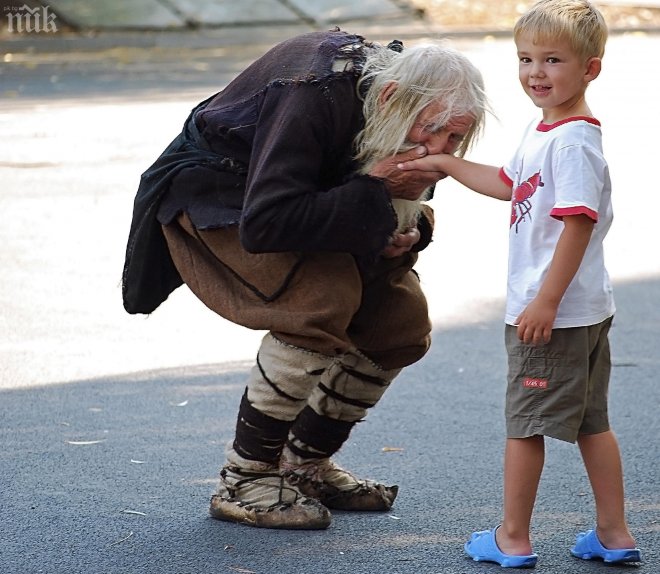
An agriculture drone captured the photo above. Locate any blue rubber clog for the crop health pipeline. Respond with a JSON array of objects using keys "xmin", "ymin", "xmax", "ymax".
[
  {"xmin": 571, "ymin": 529, "xmax": 641, "ymax": 564},
  {"xmin": 465, "ymin": 526, "xmax": 538, "ymax": 568}
]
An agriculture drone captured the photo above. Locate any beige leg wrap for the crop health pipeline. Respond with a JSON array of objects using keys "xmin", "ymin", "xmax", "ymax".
[
  {"xmin": 245, "ymin": 332, "xmax": 335, "ymax": 422},
  {"xmin": 209, "ymin": 335, "xmax": 337, "ymax": 529},
  {"xmin": 279, "ymin": 350, "xmax": 402, "ymax": 511},
  {"xmin": 232, "ymin": 332, "xmax": 335, "ymax": 464},
  {"xmin": 285, "ymin": 349, "xmax": 401, "ymax": 460},
  {"xmin": 306, "ymin": 348, "xmax": 401, "ymax": 422}
]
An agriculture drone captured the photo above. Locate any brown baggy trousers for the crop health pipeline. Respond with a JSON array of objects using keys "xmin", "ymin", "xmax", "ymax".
[{"xmin": 162, "ymin": 213, "xmax": 431, "ymax": 370}]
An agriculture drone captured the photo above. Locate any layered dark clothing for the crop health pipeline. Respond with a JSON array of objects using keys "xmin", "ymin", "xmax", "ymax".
[{"xmin": 122, "ymin": 30, "xmax": 433, "ymax": 315}]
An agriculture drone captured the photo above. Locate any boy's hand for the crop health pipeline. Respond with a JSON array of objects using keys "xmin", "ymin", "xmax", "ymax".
[
  {"xmin": 515, "ymin": 298, "xmax": 558, "ymax": 345},
  {"xmin": 397, "ymin": 153, "xmax": 449, "ymax": 176}
]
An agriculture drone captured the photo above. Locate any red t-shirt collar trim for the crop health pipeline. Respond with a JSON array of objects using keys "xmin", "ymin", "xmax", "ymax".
[{"xmin": 536, "ymin": 116, "xmax": 601, "ymax": 132}]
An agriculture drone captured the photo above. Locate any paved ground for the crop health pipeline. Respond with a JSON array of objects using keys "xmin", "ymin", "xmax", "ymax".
[{"xmin": 1, "ymin": 6, "xmax": 659, "ymax": 574}]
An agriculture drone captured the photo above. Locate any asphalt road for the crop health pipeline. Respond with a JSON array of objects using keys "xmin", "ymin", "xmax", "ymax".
[{"xmin": 1, "ymin": 27, "xmax": 659, "ymax": 574}]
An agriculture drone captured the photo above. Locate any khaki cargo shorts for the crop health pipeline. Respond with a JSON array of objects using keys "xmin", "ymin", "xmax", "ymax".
[{"xmin": 505, "ymin": 316, "xmax": 613, "ymax": 443}]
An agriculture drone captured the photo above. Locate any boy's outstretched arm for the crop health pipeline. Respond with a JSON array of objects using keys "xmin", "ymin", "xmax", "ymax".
[
  {"xmin": 516, "ymin": 214, "xmax": 595, "ymax": 345},
  {"xmin": 398, "ymin": 154, "xmax": 512, "ymax": 200}
]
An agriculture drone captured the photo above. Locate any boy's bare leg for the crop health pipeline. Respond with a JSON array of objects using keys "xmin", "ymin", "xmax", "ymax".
[
  {"xmin": 498, "ymin": 436, "xmax": 545, "ymax": 556},
  {"xmin": 577, "ymin": 430, "xmax": 637, "ymax": 549}
]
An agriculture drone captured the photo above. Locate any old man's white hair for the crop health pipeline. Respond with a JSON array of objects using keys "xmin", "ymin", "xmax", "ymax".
[{"xmin": 355, "ymin": 42, "xmax": 489, "ymax": 231}]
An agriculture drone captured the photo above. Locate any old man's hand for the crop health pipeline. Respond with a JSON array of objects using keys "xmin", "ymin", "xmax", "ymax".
[
  {"xmin": 381, "ymin": 226, "xmax": 421, "ymax": 258},
  {"xmin": 369, "ymin": 146, "xmax": 447, "ymax": 201}
]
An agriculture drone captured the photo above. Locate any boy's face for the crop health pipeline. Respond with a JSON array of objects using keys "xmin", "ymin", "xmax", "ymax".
[{"xmin": 515, "ymin": 32, "xmax": 600, "ymax": 123}]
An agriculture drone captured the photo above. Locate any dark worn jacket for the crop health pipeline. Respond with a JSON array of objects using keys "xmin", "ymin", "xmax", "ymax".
[{"xmin": 122, "ymin": 29, "xmax": 433, "ymax": 314}]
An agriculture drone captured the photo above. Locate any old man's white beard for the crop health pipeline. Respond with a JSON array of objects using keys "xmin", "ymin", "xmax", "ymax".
[
  {"xmin": 358, "ymin": 145, "xmax": 431, "ymax": 234},
  {"xmin": 389, "ymin": 189, "xmax": 431, "ymax": 233}
]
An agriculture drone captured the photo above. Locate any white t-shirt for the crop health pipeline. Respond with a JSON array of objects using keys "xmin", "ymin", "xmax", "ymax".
[{"xmin": 500, "ymin": 116, "xmax": 615, "ymax": 328}]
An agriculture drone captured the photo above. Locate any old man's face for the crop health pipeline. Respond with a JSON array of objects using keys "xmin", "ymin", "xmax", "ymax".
[{"xmin": 406, "ymin": 101, "xmax": 474, "ymax": 156}]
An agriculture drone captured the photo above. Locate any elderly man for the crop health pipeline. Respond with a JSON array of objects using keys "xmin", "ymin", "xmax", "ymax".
[{"xmin": 122, "ymin": 28, "xmax": 488, "ymax": 530}]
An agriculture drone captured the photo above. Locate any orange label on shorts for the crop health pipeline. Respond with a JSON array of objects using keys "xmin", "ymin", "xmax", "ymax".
[{"xmin": 523, "ymin": 377, "xmax": 548, "ymax": 389}]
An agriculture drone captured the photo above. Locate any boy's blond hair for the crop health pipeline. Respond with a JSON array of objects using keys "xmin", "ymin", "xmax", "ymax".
[{"xmin": 514, "ymin": 0, "xmax": 608, "ymax": 59}]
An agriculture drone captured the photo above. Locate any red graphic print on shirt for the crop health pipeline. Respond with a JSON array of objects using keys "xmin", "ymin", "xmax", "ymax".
[{"xmin": 511, "ymin": 170, "xmax": 544, "ymax": 232}]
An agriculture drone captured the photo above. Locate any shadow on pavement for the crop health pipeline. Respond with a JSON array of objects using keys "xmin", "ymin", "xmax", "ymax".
[{"xmin": 1, "ymin": 276, "xmax": 658, "ymax": 574}]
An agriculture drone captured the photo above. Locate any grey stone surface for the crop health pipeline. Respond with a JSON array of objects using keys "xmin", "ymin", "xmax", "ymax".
[
  {"xmin": 167, "ymin": 0, "xmax": 301, "ymax": 26},
  {"xmin": 286, "ymin": 0, "xmax": 416, "ymax": 23},
  {"xmin": 46, "ymin": 0, "xmax": 185, "ymax": 29},
  {"xmin": 23, "ymin": 0, "xmax": 423, "ymax": 30}
]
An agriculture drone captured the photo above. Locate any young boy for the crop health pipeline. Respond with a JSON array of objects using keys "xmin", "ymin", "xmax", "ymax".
[{"xmin": 399, "ymin": 0, "xmax": 641, "ymax": 567}]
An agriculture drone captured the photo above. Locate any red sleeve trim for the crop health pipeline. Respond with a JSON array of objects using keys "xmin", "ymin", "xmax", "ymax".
[
  {"xmin": 550, "ymin": 205, "xmax": 598, "ymax": 222},
  {"xmin": 499, "ymin": 167, "xmax": 513, "ymax": 187}
]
